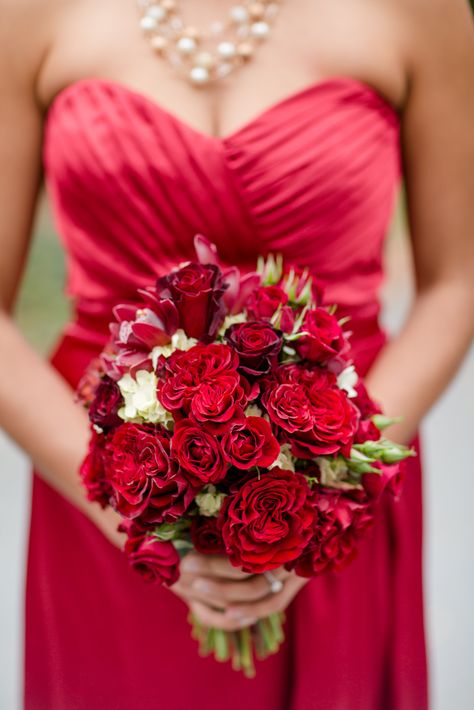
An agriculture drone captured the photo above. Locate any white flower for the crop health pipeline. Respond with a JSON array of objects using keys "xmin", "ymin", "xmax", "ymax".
[
  {"xmin": 245, "ymin": 404, "xmax": 263, "ymax": 417},
  {"xmin": 151, "ymin": 329, "xmax": 198, "ymax": 368},
  {"xmin": 269, "ymin": 443, "xmax": 296, "ymax": 472},
  {"xmin": 218, "ymin": 312, "xmax": 247, "ymax": 336},
  {"xmin": 315, "ymin": 457, "xmax": 361, "ymax": 490},
  {"xmin": 337, "ymin": 364, "xmax": 358, "ymax": 398},
  {"xmin": 118, "ymin": 370, "xmax": 173, "ymax": 426},
  {"xmin": 195, "ymin": 485, "xmax": 227, "ymax": 517}
]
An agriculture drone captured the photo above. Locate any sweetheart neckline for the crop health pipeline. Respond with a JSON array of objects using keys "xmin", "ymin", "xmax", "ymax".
[{"xmin": 44, "ymin": 75, "xmax": 401, "ymax": 144}]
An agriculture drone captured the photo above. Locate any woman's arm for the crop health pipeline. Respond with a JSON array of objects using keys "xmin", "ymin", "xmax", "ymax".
[
  {"xmin": 366, "ymin": 0, "xmax": 474, "ymax": 442},
  {"xmin": 0, "ymin": 1, "xmax": 124, "ymax": 546}
]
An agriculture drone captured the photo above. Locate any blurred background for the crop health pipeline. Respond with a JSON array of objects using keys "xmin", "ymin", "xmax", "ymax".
[{"xmin": 0, "ymin": 187, "xmax": 473, "ymax": 710}]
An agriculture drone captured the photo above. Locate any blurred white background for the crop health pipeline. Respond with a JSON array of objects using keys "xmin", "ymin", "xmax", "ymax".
[{"xmin": 0, "ymin": 201, "xmax": 473, "ymax": 709}]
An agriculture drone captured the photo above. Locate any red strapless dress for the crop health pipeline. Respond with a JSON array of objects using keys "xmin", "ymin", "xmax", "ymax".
[{"xmin": 25, "ymin": 77, "xmax": 428, "ymax": 710}]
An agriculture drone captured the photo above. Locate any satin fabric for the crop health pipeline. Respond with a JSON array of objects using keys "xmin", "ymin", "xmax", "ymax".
[{"xmin": 25, "ymin": 76, "xmax": 428, "ymax": 709}]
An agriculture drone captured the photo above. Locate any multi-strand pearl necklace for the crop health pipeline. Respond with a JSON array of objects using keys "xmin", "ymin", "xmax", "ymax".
[{"xmin": 137, "ymin": 1, "xmax": 282, "ymax": 86}]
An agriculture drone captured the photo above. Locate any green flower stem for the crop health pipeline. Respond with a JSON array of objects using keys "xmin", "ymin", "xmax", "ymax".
[
  {"xmin": 213, "ymin": 628, "xmax": 230, "ymax": 662},
  {"xmin": 239, "ymin": 627, "xmax": 256, "ymax": 679},
  {"xmin": 189, "ymin": 613, "xmax": 285, "ymax": 677}
]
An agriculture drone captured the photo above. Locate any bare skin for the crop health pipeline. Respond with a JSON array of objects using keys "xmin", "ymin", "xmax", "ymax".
[{"xmin": 1, "ymin": 0, "xmax": 473, "ymax": 632}]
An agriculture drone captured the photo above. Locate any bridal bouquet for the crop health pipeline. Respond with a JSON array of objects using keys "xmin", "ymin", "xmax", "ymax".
[{"xmin": 77, "ymin": 235, "xmax": 414, "ymax": 677}]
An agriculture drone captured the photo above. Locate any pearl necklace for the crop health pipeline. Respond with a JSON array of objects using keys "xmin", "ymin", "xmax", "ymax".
[{"xmin": 137, "ymin": 1, "xmax": 282, "ymax": 86}]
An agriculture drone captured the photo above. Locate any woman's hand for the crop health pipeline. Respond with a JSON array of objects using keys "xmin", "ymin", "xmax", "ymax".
[{"xmin": 171, "ymin": 552, "xmax": 308, "ymax": 631}]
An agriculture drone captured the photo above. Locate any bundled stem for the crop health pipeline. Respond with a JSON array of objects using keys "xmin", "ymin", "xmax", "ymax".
[{"xmin": 189, "ymin": 612, "xmax": 285, "ymax": 679}]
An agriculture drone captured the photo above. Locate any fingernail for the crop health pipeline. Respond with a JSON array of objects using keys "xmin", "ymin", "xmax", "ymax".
[
  {"xmin": 181, "ymin": 558, "xmax": 200, "ymax": 573},
  {"xmin": 192, "ymin": 578, "xmax": 211, "ymax": 594},
  {"xmin": 237, "ymin": 617, "xmax": 257, "ymax": 628},
  {"xmin": 227, "ymin": 608, "xmax": 255, "ymax": 622}
]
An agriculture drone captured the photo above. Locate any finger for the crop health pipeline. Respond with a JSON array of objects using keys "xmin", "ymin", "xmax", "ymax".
[
  {"xmin": 190, "ymin": 573, "xmax": 284, "ymax": 605},
  {"xmin": 189, "ymin": 600, "xmax": 257, "ymax": 632},
  {"xmin": 224, "ymin": 576, "xmax": 308, "ymax": 623},
  {"xmin": 181, "ymin": 553, "xmax": 252, "ymax": 580}
]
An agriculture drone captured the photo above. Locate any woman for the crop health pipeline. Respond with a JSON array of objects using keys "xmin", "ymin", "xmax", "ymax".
[{"xmin": 1, "ymin": 0, "xmax": 473, "ymax": 708}]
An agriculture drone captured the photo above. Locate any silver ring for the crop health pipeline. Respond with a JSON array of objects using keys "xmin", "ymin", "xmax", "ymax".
[{"xmin": 264, "ymin": 571, "xmax": 284, "ymax": 594}]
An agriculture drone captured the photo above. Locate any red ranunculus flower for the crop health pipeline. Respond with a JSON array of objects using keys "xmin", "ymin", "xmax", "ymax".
[
  {"xmin": 225, "ymin": 321, "xmax": 283, "ymax": 377},
  {"xmin": 89, "ymin": 376, "xmax": 123, "ymax": 429},
  {"xmin": 105, "ymin": 423, "xmax": 194, "ymax": 523},
  {"xmin": 171, "ymin": 420, "xmax": 227, "ymax": 487},
  {"xmin": 353, "ymin": 381, "xmax": 382, "ymax": 419},
  {"xmin": 245, "ymin": 285, "xmax": 288, "ymax": 321},
  {"xmin": 190, "ymin": 517, "xmax": 226, "ymax": 555},
  {"xmin": 288, "ymin": 490, "xmax": 374, "ymax": 577},
  {"xmin": 79, "ymin": 429, "xmax": 113, "ymax": 508},
  {"xmin": 156, "ymin": 262, "xmax": 227, "ymax": 340},
  {"xmin": 220, "ymin": 467, "xmax": 316, "ymax": 573},
  {"xmin": 122, "ymin": 521, "xmax": 180, "ymax": 586},
  {"xmin": 221, "ymin": 416, "xmax": 280, "ymax": 469},
  {"xmin": 157, "ymin": 343, "xmax": 239, "ymax": 413},
  {"xmin": 361, "ymin": 461, "xmax": 406, "ymax": 502},
  {"xmin": 189, "ymin": 374, "xmax": 247, "ymax": 432},
  {"xmin": 295, "ymin": 308, "xmax": 348, "ymax": 364}
]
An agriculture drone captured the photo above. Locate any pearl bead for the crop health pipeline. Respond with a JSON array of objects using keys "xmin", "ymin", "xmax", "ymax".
[
  {"xmin": 190, "ymin": 66, "xmax": 210, "ymax": 85},
  {"xmin": 250, "ymin": 21, "xmax": 269, "ymax": 39},
  {"xmin": 150, "ymin": 35, "xmax": 168, "ymax": 52},
  {"xmin": 147, "ymin": 5, "xmax": 166, "ymax": 22},
  {"xmin": 217, "ymin": 41, "xmax": 237, "ymax": 59},
  {"xmin": 140, "ymin": 16, "xmax": 158, "ymax": 32},
  {"xmin": 210, "ymin": 21, "xmax": 224, "ymax": 35},
  {"xmin": 237, "ymin": 42, "xmax": 254, "ymax": 60},
  {"xmin": 177, "ymin": 36, "xmax": 197, "ymax": 54},
  {"xmin": 249, "ymin": 3, "xmax": 265, "ymax": 19},
  {"xmin": 195, "ymin": 51, "xmax": 214, "ymax": 69},
  {"xmin": 216, "ymin": 63, "xmax": 232, "ymax": 79},
  {"xmin": 183, "ymin": 26, "xmax": 200, "ymax": 40},
  {"xmin": 230, "ymin": 5, "xmax": 249, "ymax": 24}
]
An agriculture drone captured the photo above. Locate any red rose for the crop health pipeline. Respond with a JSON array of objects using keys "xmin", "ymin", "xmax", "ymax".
[
  {"xmin": 171, "ymin": 420, "xmax": 227, "ymax": 486},
  {"xmin": 221, "ymin": 416, "xmax": 280, "ymax": 469},
  {"xmin": 156, "ymin": 262, "xmax": 226, "ymax": 339},
  {"xmin": 123, "ymin": 523, "xmax": 180, "ymax": 586},
  {"xmin": 295, "ymin": 308, "xmax": 348, "ymax": 364},
  {"xmin": 105, "ymin": 423, "xmax": 194, "ymax": 523},
  {"xmin": 245, "ymin": 285, "xmax": 288, "ymax": 321},
  {"xmin": 262, "ymin": 366, "xmax": 358, "ymax": 458},
  {"xmin": 307, "ymin": 386, "xmax": 358, "ymax": 455},
  {"xmin": 79, "ymin": 429, "xmax": 113, "ymax": 508},
  {"xmin": 190, "ymin": 517, "xmax": 226, "ymax": 555},
  {"xmin": 189, "ymin": 374, "xmax": 247, "ymax": 432},
  {"xmin": 157, "ymin": 343, "xmax": 239, "ymax": 413},
  {"xmin": 220, "ymin": 467, "xmax": 315, "ymax": 573},
  {"xmin": 288, "ymin": 490, "xmax": 374, "ymax": 577},
  {"xmin": 263, "ymin": 383, "xmax": 314, "ymax": 434},
  {"xmin": 225, "ymin": 321, "xmax": 283, "ymax": 376},
  {"xmin": 89, "ymin": 376, "xmax": 123, "ymax": 429}
]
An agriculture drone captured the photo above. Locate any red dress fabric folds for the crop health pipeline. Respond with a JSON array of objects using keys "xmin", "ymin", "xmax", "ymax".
[{"xmin": 25, "ymin": 76, "xmax": 428, "ymax": 709}]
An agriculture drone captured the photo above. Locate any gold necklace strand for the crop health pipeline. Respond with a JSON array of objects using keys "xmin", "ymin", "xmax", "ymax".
[{"xmin": 137, "ymin": 1, "xmax": 282, "ymax": 86}]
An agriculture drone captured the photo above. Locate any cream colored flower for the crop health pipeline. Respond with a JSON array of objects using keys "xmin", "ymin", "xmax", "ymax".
[
  {"xmin": 151, "ymin": 329, "xmax": 198, "ymax": 368},
  {"xmin": 337, "ymin": 364, "xmax": 358, "ymax": 398},
  {"xmin": 118, "ymin": 370, "xmax": 173, "ymax": 427},
  {"xmin": 245, "ymin": 404, "xmax": 263, "ymax": 417},
  {"xmin": 269, "ymin": 443, "xmax": 296, "ymax": 472},
  {"xmin": 315, "ymin": 456, "xmax": 360, "ymax": 491},
  {"xmin": 195, "ymin": 485, "xmax": 227, "ymax": 517},
  {"xmin": 218, "ymin": 312, "xmax": 247, "ymax": 336}
]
